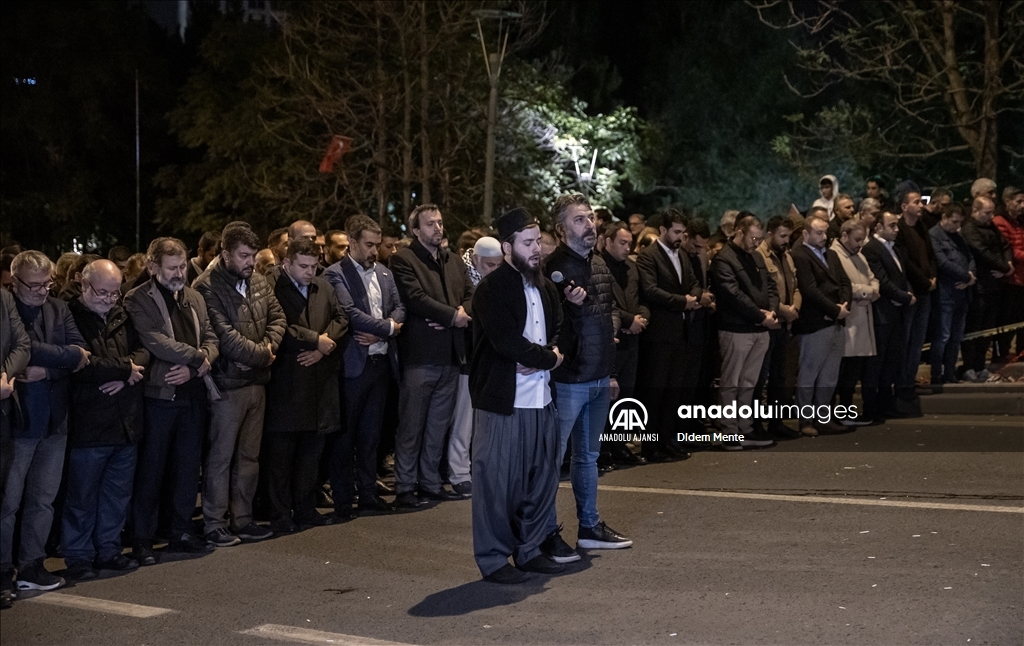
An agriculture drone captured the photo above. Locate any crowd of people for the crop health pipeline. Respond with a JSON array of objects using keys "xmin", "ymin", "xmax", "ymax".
[{"xmin": 1, "ymin": 175, "xmax": 1022, "ymax": 596}]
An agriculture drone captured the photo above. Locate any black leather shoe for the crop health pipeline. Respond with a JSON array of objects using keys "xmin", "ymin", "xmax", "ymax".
[
  {"xmin": 609, "ymin": 445, "xmax": 647, "ymax": 465},
  {"xmin": 375, "ymin": 480, "xmax": 396, "ymax": 496},
  {"xmin": 132, "ymin": 542, "xmax": 159, "ymax": 566},
  {"xmin": 316, "ymin": 487, "xmax": 335, "ymax": 509},
  {"xmin": 269, "ymin": 519, "xmax": 301, "ymax": 535},
  {"xmin": 663, "ymin": 445, "xmax": 691, "ymax": 460},
  {"xmin": 395, "ymin": 492, "xmax": 421, "ymax": 508},
  {"xmin": 358, "ymin": 495, "xmax": 396, "ymax": 513},
  {"xmin": 166, "ymin": 533, "xmax": 215, "ymax": 554},
  {"xmin": 517, "ymin": 555, "xmax": 565, "ymax": 574},
  {"xmin": 483, "ymin": 564, "xmax": 531, "ymax": 585},
  {"xmin": 418, "ymin": 488, "xmax": 461, "ymax": 502},
  {"xmin": 95, "ymin": 554, "xmax": 139, "ymax": 572},
  {"xmin": 296, "ymin": 512, "xmax": 336, "ymax": 528}
]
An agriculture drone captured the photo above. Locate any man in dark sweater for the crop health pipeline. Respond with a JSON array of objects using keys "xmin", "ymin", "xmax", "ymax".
[
  {"xmin": 469, "ymin": 208, "xmax": 566, "ymax": 584},
  {"xmin": 895, "ymin": 190, "xmax": 936, "ymax": 393},
  {"xmin": 712, "ymin": 215, "xmax": 780, "ymax": 448},
  {"xmin": 960, "ymin": 196, "xmax": 1012, "ymax": 381},
  {"xmin": 63, "ymin": 260, "xmax": 150, "ymax": 581},
  {"xmin": 600, "ymin": 222, "xmax": 649, "ymax": 466},
  {"xmin": 543, "ymin": 194, "xmax": 629, "ymax": 555},
  {"xmin": 389, "ymin": 204, "xmax": 474, "ymax": 507}
]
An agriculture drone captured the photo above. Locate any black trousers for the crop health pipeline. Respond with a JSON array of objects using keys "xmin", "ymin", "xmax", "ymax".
[
  {"xmin": 133, "ymin": 397, "xmax": 205, "ymax": 541},
  {"xmin": 962, "ymin": 289, "xmax": 1001, "ymax": 372},
  {"xmin": 330, "ymin": 355, "xmax": 390, "ymax": 509},
  {"xmin": 996, "ymin": 285, "xmax": 1024, "ymax": 359},
  {"xmin": 836, "ymin": 356, "xmax": 867, "ymax": 408},
  {"xmin": 864, "ymin": 314, "xmax": 907, "ymax": 419},
  {"xmin": 603, "ymin": 342, "xmax": 638, "ymax": 455},
  {"xmin": 754, "ymin": 327, "xmax": 793, "ymax": 420},
  {"xmin": 263, "ymin": 431, "xmax": 324, "ymax": 524},
  {"xmin": 637, "ymin": 340, "xmax": 691, "ymax": 457}
]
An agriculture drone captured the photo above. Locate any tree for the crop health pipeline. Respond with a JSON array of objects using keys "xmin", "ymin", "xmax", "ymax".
[{"xmin": 750, "ymin": 0, "xmax": 1024, "ymax": 181}]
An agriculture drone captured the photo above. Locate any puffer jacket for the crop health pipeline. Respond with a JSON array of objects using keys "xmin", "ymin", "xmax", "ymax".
[
  {"xmin": 68, "ymin": 298, "xmax": 149, "ymax": 447},
  {"xmin": 543, "ymin": 243, "xmax": 619, "ymax": 383},
  {"xmin": 193, "ymin": 261, "xmax": 286, "ymax": 390}
]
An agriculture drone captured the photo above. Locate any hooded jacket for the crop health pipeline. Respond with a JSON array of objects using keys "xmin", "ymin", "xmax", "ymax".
[{"xmin": 813, "ymin": 174, "xmax": 838, "ymax": 219}]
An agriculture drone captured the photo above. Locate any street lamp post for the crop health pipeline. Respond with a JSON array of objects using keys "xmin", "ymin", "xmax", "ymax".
[{"xmin": 474, "ymin": 9, "xmax": 520, "ymax": 226}]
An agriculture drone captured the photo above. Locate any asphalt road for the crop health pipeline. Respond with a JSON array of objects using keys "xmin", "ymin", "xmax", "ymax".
[{"xmin": 2, "ymin": 414, "xmax": 1021, "ymax": 646}]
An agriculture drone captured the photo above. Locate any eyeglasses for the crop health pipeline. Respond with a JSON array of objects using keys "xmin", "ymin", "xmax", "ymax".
[
  {"xmin": 14, "ymin": 275, "xmax": 53, "ymax": 293},
  {"xmin": 83, "ymin": 279, "xmax": 120, "ymax": 301}
]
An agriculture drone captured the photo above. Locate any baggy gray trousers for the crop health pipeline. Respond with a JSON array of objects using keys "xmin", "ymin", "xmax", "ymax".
[{"xmin": 471, "ymin": 404, "xmax": 559, "ymax": 577}]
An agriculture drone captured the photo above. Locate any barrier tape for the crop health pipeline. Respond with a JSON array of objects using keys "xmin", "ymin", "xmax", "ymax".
[{"xmin": 920, "ymin": 320, "xmax": 1024, "ymax": 353}]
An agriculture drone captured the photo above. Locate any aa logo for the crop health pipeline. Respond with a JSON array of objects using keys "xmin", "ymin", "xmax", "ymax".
[{"xmin": 608, "ymin": 398, "xmax": 648, "ymax": 432}]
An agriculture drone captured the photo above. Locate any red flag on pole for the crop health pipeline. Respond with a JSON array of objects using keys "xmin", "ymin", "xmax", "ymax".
[{"xmin": 319, "ymin": 135, "xmax": 353, "ymax": 173}]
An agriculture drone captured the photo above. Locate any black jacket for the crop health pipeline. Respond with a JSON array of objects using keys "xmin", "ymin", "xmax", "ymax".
[
  {"xmin": 469, "ymin": 262, "xmax": 562, "ymax": 415},
  {"xmin": 601, "ymin": 250, "xmax": 650, "ymax": 353},
  {"xmin": 896, "ymin": 218, "xmax": 937, "ymax": 296},
  {"xmin": 194, "ymin": 261, "xmax": 286, "ymax": 390},
  {"xmin": 710, "ymin": 242, "xmax": 779, "ymax": 334},
  {"xmin": 1, "ymin": 289, "xmax": 31, "ymax": 429},
  {"xmin": 264, "ymin": 273, "xmax": 348, "ymax": 435},
  {"xmin": 790, "ymin": 243, "xmax": 853, "ymax": 335},
  {"xmin": 635, "ymin": 241, "xmax": 703, "ymax": 345},
  {"xmin": 390, "ymin": 238, "xmax": 474, "ymax": 367},
  {"xmin": 543, "ymin": 243, "xmax": 618, "ymax": 383},
  {"xmin": 68, "ymin": 299, "xmax": 149, "ymax": 447},
  {"xmin": 961, "ymin": 216, "xmax": 1013, "ymax": 295},
  {"xmin": 861, "ymin": 238, "xmax": 913, "ymax": 327}
]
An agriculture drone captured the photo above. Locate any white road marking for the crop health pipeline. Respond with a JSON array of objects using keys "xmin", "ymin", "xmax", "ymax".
[
  {"xmin": 581, "ymin": 484, "xmax": 1024, "ymax": 514},
  {"xmin": 241, "ymin": 624, "xmax": 414, "ymax": 646},
  {"xmin": 24, "ymin": 592, "xmax": 175, "ymax": 617}
]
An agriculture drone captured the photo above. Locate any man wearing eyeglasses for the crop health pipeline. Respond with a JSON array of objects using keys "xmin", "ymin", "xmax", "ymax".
[
  {"xmin": 1, "ymin": 251, "xmax": 90, "ymax": 595},
  {"xmin": 62, "ymin": 260, "xmax": 150, "ymax": 581}
]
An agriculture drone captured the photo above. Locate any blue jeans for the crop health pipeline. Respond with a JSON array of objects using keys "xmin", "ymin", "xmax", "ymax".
[
  {"xmin": 1, "ymin": 434, "xmax": 67, "ymax": 568},
  {"xmin": 549, "ymin": 378, "xmax": 611, "ymax": 531},
  {"xmin": 931, "ymin": 293, "xmax": 970, "ymax": 382},
  {"xmin": 62, "ymin": 445, "xmax": 137, "ymax": 564}
]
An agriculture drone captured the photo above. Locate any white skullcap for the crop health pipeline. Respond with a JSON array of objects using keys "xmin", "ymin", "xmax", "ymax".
[{"xmin": 473, "ymin": 236, "xmax": 503, "ymax": 258}]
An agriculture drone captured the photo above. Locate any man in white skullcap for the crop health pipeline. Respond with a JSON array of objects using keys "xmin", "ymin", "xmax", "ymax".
[{"xmin": 447, "ymin": 236, "xmax": 505, "ymax": 498}]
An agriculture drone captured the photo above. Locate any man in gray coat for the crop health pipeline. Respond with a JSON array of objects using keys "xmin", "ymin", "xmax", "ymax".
[{"xmin": 195, "ymin": 224, "xmax": 286, "ymax": 546}]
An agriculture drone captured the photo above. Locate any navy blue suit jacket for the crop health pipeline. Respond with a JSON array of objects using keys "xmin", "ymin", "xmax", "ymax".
[{"xmin": 324, "ymin": 256, "xmax": 406, "ymax": 379}]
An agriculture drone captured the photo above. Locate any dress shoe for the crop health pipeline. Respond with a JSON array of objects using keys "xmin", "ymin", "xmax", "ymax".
[
  {"xmin": 333, "ymin": 506, "xmax": 357, "ymax": 521},
  {"xmin": 316, "ymin": 487, "xmax": 335, "ymax": 509},
  {"xmin": 63, "ymin": 561, "xmax": 98, "ymax": 582},
  {"xmin": 375, "ymin": 480, "xmax": 396, "ymax": 496},
  {"xmin": 95, "ymin": 554, "xmax": 139, "ymax": 572},
  {"xmin": 296, "ymin": 512, "xmax": 336, "ymax": 528},
  {"xmin": 799, "ymin": 423, "xmax": 818, "ymax": 437},
  {"xmin": 358, "ymin": 495, "xmax": 396, "ymax": 513},
  {"xmin": 517, "ymin": 555, "xmax": 565, "ymax": 574},
  {"xmin": 662, "ymin": 445, "xmax": 691, "ymax": 460},
  {"xmin": 395, "ymin": 492, "xmax": 421, "ymax": 508},
  {"xmin": 166, "ymin": 533, "xmax": 215, "ymax": 554},
  {"xmin": 418, "ymin": 487, "xmax": 462, "ymax": 502},
  {"xmin": 270, "ymin": 519, "xmax": 301, "ymax": 535},
  {"xmin": 483, "ymin": 564, "xmax": 531, "ymax": 585},
  {"xmin": 609, "ymin": 445, "xmax": 647, "ymax": 465},
  {"xmin": 132, "ymin": 542, "xmax": 159, "ymax": 566},
  {"xmin": 768, "ymin": 421, "xmax": 802, "ymax": 439}
]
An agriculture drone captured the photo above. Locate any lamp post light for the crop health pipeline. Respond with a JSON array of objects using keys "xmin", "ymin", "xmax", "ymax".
[{"xmin": 473, "ymin": 9, "xmax": 520, "ymax": 226}]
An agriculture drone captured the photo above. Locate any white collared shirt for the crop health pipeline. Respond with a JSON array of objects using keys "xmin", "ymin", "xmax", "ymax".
[
  {"xmin": 514, "ymin": 278, "xmax": 551, "ymax": 409},
  {"xmin": 354, "ymin": 261, "xmax": 390, "ymax": 356},
  {"xmin": 874, "ymin": 234, "xmax": 902, "ymax": 272},
  {"xmin": 235, "ymin": 279, "xmax": 247, "ymax": 298},
  {"xmin": 656, "ymin": 238, "xmax": 683, "ymax": 283}
]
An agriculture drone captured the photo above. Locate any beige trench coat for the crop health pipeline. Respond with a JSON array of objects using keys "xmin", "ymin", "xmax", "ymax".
[{"xmin": 831, "ymin": 239, "xmax": 879, "ymax": 357}]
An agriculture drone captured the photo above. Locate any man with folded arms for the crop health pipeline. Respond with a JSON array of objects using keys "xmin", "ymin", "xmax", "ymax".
[
  {"xmin": 63, "ymin": 260, "xmax": 149, "ymax": 580},
  {"xmin": 126, "ymin": 237, "xmax": 220, "ymax": 564},
  {"xmin": 791, "ymin": 214, "xmax": 852, "ymax": 436},
  {"xmin": 2, "ymin": 251, "xmax": 89, "ymax": 593},
  {"xmin": 263, "ymin": 238, "xmax": 348, "ymax": 533},
  {"xmin": 470, "ymin": 208, "xmax": 566, "ymax": 584},
  {"xmin": 195, "ymin": 224, "xmax": 286, "ymax": 546}
]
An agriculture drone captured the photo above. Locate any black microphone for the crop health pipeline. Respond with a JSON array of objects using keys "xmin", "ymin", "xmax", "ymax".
[{"xmin": 550, "ymin": 271, "xmax": 577, "ymax": 291}]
